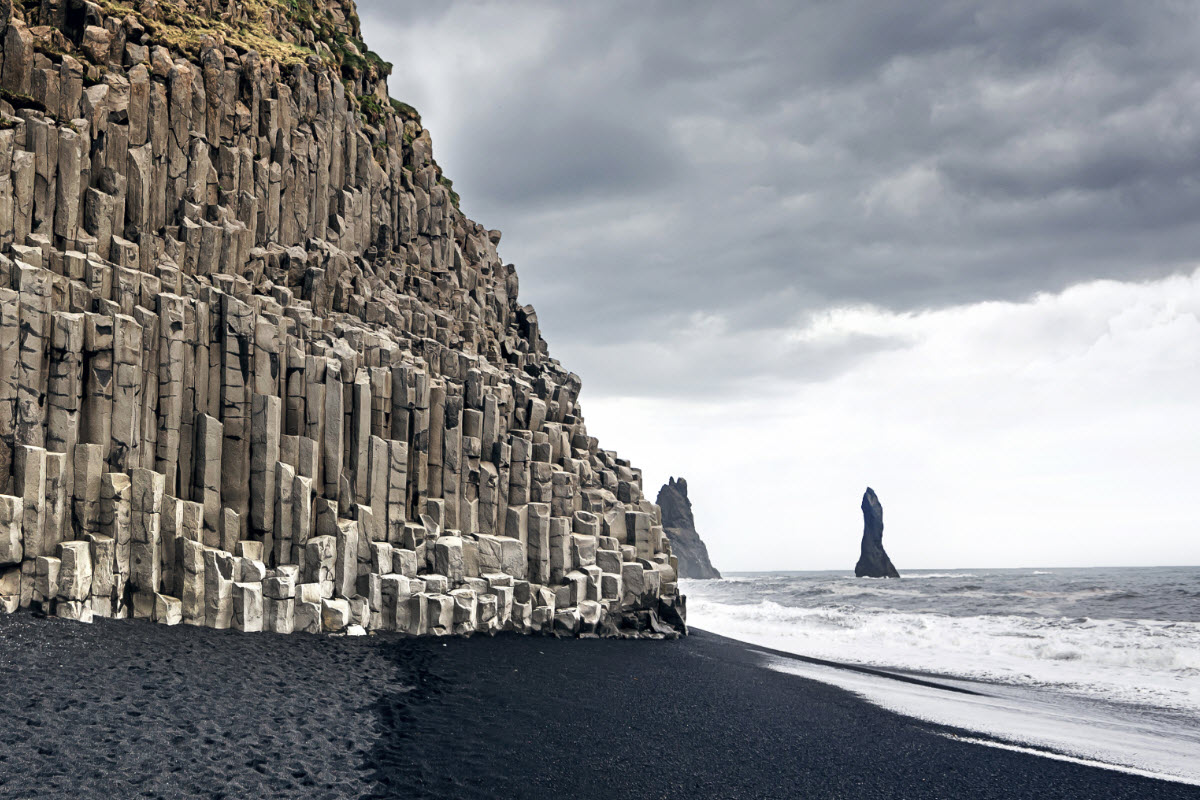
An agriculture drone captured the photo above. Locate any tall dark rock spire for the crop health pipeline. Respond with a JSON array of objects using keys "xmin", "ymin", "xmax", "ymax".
[
  {"xmin": 855, "ymin": 487, "xmax": 899, "ymax": 578},
  {"xmin": 657, "ymin": 477, "xmax": 720, "ymax": 580}
]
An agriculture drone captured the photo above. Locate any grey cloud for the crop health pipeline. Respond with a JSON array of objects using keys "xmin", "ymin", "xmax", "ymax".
[
  {"xmin": 565, "ymin": 321, "xmax": 907, "ymax": 402},
  {"xmin": 457, "ymin": 111, "xmax": 682, "ymax": 206},
  {"xmin": 358, "ymin": 0, "xmax": 1200, "ymax": 397}
]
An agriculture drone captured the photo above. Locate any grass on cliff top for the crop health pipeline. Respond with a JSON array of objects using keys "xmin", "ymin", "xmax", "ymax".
[
  {"xmin": 95, "ymin": 0, "xmax": 316, "ymax": 64},
  {"xmin": 258, "ymin": 0, "xmax": 393, "ymax": 80},
  {"xmin": 89, "ymin": 0, "xmax": 425, "ymax": 152},
  {"xmin": 95, "ymin": 0, "xmax": 387, "ymax": 71},
  {"xmin": 391, "ymin": 99, "xmax": 420, "ymax": 123},
  {"xmin": 266, "ymin": 0, "xmax": 390, "ymax": 72}
]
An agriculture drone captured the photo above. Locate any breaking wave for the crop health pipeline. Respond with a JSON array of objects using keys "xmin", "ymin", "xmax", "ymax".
[{"xmin": 682, "ymin": 567, "xmax": 1200, "ymax": 714}]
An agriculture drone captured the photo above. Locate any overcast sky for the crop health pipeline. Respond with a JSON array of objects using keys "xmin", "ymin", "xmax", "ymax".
[{"xmin": 359, "ymin": 0, "xmax": 1200, "ymax": 570}]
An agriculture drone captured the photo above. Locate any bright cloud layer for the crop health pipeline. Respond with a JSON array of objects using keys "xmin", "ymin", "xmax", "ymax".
[{"xmin": 582, "ymin": 270, "xmax": 1200, "ymax": 570}]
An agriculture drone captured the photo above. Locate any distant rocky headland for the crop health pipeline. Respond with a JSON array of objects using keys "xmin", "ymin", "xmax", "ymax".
[
  {"xmin": 657, "ymin": 477, "xmax": 720, "ymax": 579},
  {"xmin": 0, "ymin": 0, "xmax": 684, "ymax": 637},
  {"xmin": 855, "ymin": 488, "xmax": 899, "ymax": 578}
]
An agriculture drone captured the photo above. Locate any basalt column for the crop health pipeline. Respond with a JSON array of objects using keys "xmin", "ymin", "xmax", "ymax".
[{"xmin": 0, "ymin": 0, "xmax": 685, "ymax": 638}]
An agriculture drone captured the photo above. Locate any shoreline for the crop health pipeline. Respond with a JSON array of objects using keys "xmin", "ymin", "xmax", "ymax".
[
  {"xmin": 1, "ymin": 612, "xmax": 1197, "ymax": 799},
  {"xmin": 760, "ymin": 643, "xmax": 1200, "ymax": 787}
]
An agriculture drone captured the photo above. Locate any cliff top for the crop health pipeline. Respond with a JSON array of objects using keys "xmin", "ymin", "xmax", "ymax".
[
  {"xmin": 35, "ymin": 0, "xmax": 389, "ymax": 73},
  {"xmin": 9, "ymin": 0, "xmax": 425, "ymax": 140}
]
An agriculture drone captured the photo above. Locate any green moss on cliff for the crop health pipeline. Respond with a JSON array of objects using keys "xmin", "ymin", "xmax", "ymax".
[
  {"xmin": 357, "ymin": 94, "xmax": 386, "ymax": 126},
  {"xmin": 0, "ymin": 88, "xmax": 45, "ymax": 114},
  {"xmin": 93, "ymin": 0, "xmax": 317, "ymax": 65},
  {"xmin": 391, "ymin": 99, "xmax": 420, "ymax": 123},
  {"xmin": 439, "ymin": 175, "xmax": 461, "ymax": 211},
  {"xmin": 88, "ymin": 0, "xmax": 388, "ymax": 76}
]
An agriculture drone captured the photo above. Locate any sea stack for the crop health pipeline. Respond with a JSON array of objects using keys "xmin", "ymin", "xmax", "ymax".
[
  {"xmin": 657, "ymin": 478, "xmax": 720, "ymax": 579},
  {"xmin": 0, "ymin": 0, "xmax": 684, "ymax": 638},
  {"xmin": 855, "ymin": 488, "xmax": 899, "ymax": 578}
]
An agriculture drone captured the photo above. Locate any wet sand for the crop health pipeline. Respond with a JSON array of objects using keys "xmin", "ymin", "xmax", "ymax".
[{"xmin": 0, "ymin": 613, "xmax": 1196, "ymax": 799}]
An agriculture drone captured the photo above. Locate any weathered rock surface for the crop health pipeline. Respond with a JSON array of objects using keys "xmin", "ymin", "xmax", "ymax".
[
  {"xmin": 855, "ymin": 488, "xmax": 899, "ymax": 578},
  {"xmin": 656, "ymin": 478, "xmax": 720, "ymax": 580},
  {"xmin": 0, "ymin": 0, "xmax": 683, "ymax": 638}
]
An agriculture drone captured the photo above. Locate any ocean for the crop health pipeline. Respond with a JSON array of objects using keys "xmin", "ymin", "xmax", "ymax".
[{"xmin": 682, "ymin": 567, "xmax": 1200, "ymax": 785}]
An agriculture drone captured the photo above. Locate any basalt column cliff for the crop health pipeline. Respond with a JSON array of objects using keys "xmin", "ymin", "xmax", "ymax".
[{"xmin": 0, "ymin": 0, "xmax": 684, "ymax": 637}]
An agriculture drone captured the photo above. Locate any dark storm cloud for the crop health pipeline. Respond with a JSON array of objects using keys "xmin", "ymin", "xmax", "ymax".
[
  {"xmin": 463, "ymin": 111, "xmax": 682, "ymax": 206},
  {"xmin": 358, "ymin": 0, "xmax": 1200, "ymax": 397}
]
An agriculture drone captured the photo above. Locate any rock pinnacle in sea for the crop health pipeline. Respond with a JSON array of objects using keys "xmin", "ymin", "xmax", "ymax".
[{"xmin": 855, "ymin": 487, "xmax": 900, "ymax": 578}]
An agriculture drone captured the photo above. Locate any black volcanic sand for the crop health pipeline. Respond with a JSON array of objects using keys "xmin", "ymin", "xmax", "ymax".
[{"xmin": 0, "ymin": 615, "xmax": 1196, "ymax": 800}]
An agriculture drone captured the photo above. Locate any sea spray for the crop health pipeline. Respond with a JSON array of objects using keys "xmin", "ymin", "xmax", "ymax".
[{"xmin": 683, "ymin": 567, "xmax": 1200, "ymax": 714}]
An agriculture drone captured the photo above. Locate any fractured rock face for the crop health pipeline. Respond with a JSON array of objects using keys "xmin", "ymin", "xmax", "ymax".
[
  {"xmin": 0, "ymin": 0, "xmax": 683, "ymax": 639},
  {"xmin": 855, "ymin": 487, "xmax": 899, "ymax": 579},
  {"xmin": 657, "ymin": 477, "xmax": 720, "ymax": 580}
]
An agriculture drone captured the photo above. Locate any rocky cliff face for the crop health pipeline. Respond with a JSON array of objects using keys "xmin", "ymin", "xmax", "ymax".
[
  {"xmin": 656, "ymin": 478, "xmax": 720, "ymax": 580},
  {"xmin": 0, "ymin": 0, "xmax": 684, "ymax": 637},
  {"xmin": 855, "ymin": 488, "xmax": 899, "ymax": 578}
]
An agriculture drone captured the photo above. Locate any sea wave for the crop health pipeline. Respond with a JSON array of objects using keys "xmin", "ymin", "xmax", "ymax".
[{"xmin": 684, "ymin": 595, "xmax": 1200, "ymax": 714}]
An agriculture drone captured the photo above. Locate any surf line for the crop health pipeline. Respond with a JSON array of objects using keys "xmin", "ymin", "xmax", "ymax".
[
  {"xmin": 943, "ymin": 734, "xmax": 1200, "ymax": 787},
  {"xmin": 747, "ymin": 643, "xmax": 986, "ymax": 696}
]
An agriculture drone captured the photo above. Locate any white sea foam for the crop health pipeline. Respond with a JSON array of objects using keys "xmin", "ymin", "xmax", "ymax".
[
  {"xmin": 766, "ymin": 656, "xmax": 1200, "ymax": 785},
  {"xmin": 684, "ymin": 595, "xmax": 1200, "ymax": 713},
  {"xmin": 684, "ymin": 569, "xmax": 1200, "ymax": 783},
  {"xmin": 942, "ymin": 735, "xmax": 1200, "ymax": 787}
]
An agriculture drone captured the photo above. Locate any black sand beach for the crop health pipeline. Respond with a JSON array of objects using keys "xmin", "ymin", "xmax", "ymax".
[{"xmin": 0, "ymin": 614, "xmax": 1195, "ymax": 800}]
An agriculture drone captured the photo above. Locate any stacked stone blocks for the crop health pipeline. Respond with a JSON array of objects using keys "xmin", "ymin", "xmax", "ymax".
[{"xmin": 0, "ymin": 0, "xmax": 684, "ymax": 637}]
